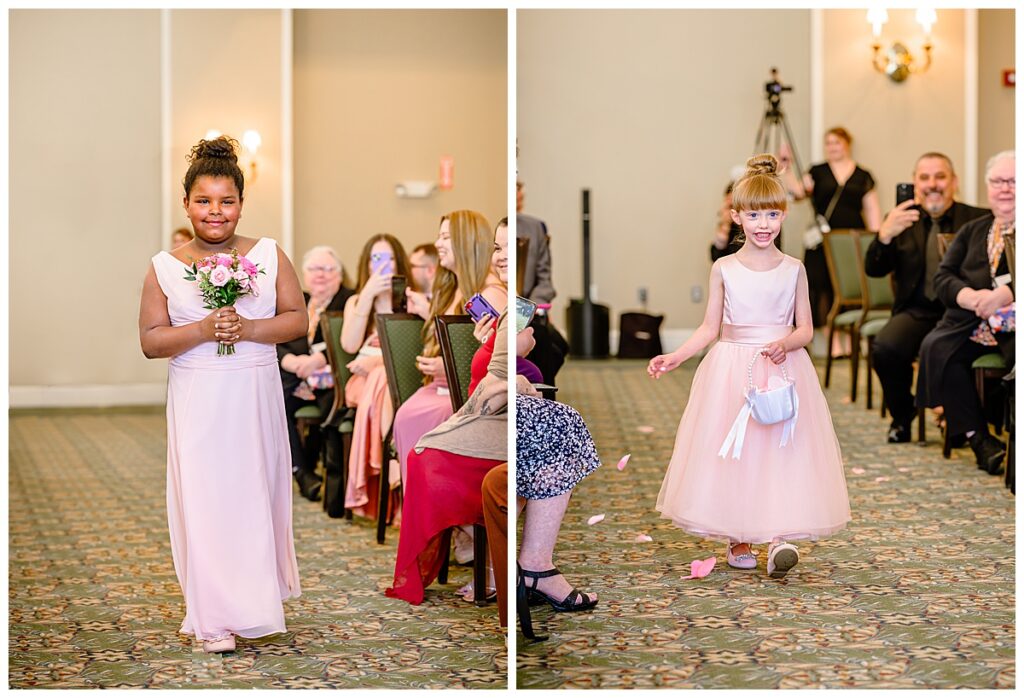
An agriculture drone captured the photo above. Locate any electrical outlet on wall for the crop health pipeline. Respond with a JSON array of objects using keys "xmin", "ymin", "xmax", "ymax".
[
  {"xmin": 690, "ymin": 285, "xmax": 703, "ymax": 303},
  {"xmin": 637, "ymin": 287, "xmax": 648, "ymax": 305}
]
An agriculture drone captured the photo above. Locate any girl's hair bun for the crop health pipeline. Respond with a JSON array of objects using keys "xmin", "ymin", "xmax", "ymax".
[
  {"xmin": 745, "ymin": 153, "xmax": 778, "ymax": 177},
  {"xmin": 188, "ymin": 136, "xmax": 239, "ymax": 165}
]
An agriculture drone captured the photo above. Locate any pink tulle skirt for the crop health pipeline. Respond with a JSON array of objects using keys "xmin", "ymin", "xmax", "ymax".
[{"xmin": 656, "ymin": 342, "xmax": 850, "ymax": 544}]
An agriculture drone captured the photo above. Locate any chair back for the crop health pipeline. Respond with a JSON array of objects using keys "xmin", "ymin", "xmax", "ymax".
[
  {"xmin": 319, "ymin": 311, "xmax": 357, "ymax": 424},
  {"xmin": 376, "ymin": 313, "xmax": 427, "ymax": 413},
  {"xmin": 822, "ymin": 229, "xmax": 865, "ymax": 312},
  {"xmin": 854, "ymin": 232, "xmax": 895, "ymax": 311},
  {"xmin": 435, "ymin": 314, "xmax": 478, "ymax": 411},
  {"xmin": 516, "ymin": 237, "xmax": 530, "ymax": 294}
]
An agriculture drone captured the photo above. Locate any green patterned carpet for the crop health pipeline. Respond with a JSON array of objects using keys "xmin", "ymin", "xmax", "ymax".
[
  {"xmin": 9, "ymin": 407, "xmax": 506, "ymax": 689},
  {"xmin": 517, "ymin": 358, "xmax": 1015, "ymax": 689}
]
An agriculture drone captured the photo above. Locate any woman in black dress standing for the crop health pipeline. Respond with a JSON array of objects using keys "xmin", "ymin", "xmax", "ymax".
[{"xmin": 780, "ymin": 127, "xmax": 882, "ymax": 328}]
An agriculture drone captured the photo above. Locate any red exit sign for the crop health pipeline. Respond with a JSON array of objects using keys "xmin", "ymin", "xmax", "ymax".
[{"xmin": 1003, "ymin": 69, "xmax": 1015, "ymax": 87}]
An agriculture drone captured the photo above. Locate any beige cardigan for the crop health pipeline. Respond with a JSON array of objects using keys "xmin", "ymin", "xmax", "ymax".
[{"xmin": 414, "ymin": 310, "xmax": 508, "ymax": 462}]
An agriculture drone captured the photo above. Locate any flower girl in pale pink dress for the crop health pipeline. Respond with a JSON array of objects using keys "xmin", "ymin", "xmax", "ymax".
[
  {"xmin": 649, "ymin": 154, "xmax": 850, "ymax": 578},
  {"xmin": 139, "ymin": 137, "xmax": 306, "ymax": 652}
]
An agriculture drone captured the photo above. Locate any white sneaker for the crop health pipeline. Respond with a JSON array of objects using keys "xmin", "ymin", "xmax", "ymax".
[{"xmin": 767, "ymin": 539, "xmax": 799, "ymax": 578}]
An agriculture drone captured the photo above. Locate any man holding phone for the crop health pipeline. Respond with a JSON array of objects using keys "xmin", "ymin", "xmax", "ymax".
[{"xmin": 864, "ymin": 152, "xmax": 989, "ymax": 443}]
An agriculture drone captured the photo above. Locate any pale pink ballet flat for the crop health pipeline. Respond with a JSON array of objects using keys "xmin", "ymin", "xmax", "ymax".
[
  {"xmin": 202, "ymin": 634, "xmax": 236, "ymax": 653},
  {"xmin": 767, "ymin": 539, "xmax": 799, "ymax": 578},
  {"xmin": 726, "ymin": 543, "xmax": 757, "ymax": 570}
]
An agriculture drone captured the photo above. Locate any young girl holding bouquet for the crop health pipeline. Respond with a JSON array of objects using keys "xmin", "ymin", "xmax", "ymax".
[
  {"xmin": 649, "ymin": 154, "xmax": 850, "ymax": 578},
  {"xmin": 139, "ymin": 136, "xmax": 307, "ymax": 652}
]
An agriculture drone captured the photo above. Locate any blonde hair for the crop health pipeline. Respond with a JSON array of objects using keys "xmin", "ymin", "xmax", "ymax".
[
  {"xmin": 422, "ymin": 210, "xmax": 494, "ymax": 359},
  {"xmin": 731, "ymin": 153, "xmax": 788, "ymax": 212}
]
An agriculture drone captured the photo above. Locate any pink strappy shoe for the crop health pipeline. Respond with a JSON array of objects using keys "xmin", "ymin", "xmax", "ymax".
[{"xmin": 726, "ymin": 543, "xmax": 757, "ymax": 570}]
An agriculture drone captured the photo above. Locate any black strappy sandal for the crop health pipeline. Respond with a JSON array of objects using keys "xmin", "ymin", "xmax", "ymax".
[
  {"xmin": 519, "ymin": 566, "xmax": 598, "ymax": 613},
  {"xmin": 517, "ymin": 564, "xmax": 546, "ymax": 642}
]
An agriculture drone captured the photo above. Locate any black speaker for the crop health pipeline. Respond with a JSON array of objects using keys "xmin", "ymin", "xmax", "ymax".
[{"xmin": 567, "ymin": 299, "xmax": 610, "ymax": 358}]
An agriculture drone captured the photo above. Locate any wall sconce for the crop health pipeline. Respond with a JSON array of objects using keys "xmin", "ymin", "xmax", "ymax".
[
  {"xmin": 867, "ymin": 7, "xmax": 935, "ymax": 83},
  {"xmin": 241, "ymin": 129, "xmax": 262, "ymax": 183}
]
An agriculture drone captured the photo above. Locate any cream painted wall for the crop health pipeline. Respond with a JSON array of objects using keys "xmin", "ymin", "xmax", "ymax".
[
  {"xmin": 169, "ymin": 10, "xmax": 284, "ymax": 251},
  {"xmin": 517, "ymin": 10, "xmax": 813, "ymax": 334},
  {"xmin": 977, "ymin": 9, "xmax": 1015, "ymax": 196},
  {"xmin": 292, "ymin": 9, "xmax": 507, "ymax": 278},
  {"xmin": 10, "ymin": 9, "xmax": 506, "ymax": 407},
  {"xmin": 823, "ymin": 9, "xmax": 971, "ymax": 214},
  {"xmin": 10, "ymin": 11, "xmax": 165, "ymax": 398}
]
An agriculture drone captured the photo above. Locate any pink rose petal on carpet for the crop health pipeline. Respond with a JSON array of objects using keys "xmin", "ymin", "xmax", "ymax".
[
  {"xmin": 634, "ymin": 533, "xmax": 653, "ymax": 543},
  {"xmin": 898, "ymin": 467, "xmax": 910, "ymax": 473},
  {"xmin": 616, "ymin": 454, "xmax": 631, "ymax": 471},
  {"xmin": 681, "ymin": 557, "xmax": 716, "ymax": 580},
  {"xmin": 851, "ymin": 467, "xmax": 866, "ymax": 475},
  {"xmin": 587, "ymin": 514, "xmax": 605, "ymax": 526},
  {"xmin": 874, "ymin": 476, "xmax": 890, "ymax": 482},
  {"xmin": 637, "ymin": 425, "xmax": 655, "ymax": 434}
]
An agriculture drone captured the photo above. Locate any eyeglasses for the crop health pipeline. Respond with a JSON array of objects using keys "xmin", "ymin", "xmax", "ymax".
[
  {"xmin": 305, "ymin": 265, "xmax": 339, "ymax": 273},
  {"xmin": 987, "ymin": 177, "xmax": 1015, "ymax": 189}
]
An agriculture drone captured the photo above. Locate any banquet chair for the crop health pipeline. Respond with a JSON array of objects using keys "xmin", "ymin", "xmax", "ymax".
[
  {"xmin": 375, "ymin": 313, "xmax": 426, "ymax": 544},
  {"xmin": 435, "ymin": 313, "xmax": 490, "ymax": 605},
  {"xmin": 318, "ymin": 311, "xmax": 357, "ymax": 518}
]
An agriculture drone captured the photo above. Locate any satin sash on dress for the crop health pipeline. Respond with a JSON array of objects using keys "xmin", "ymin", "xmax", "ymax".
[{"xmin": 719, "ymin": 323, "xmax": 793, "ymax": 345}]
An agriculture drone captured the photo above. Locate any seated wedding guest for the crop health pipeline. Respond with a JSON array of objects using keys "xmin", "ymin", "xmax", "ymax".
[
  {"xmin": 171, "ymin": 227, "xmax": 193, "ymax": 250},
  {"xmin": 393, "ymin": 211, "xmax": 505, "ymax": 495},
  {"xmin": 865, "ymin": 152, "xmax": 989, "ymax": 443},
  {"xmin": 917, "ymin": 150, "xmax": 1016, "ymax": 474},
  {"xmin": 385, "ymin": 310, "xmax": 508, "ymax": 605},
  {"xmin": 386, "ymin": 222, "xmax": 509, "ymax": 604},
  {"xmin": 409, "ymin": 243, "xmax": 439, "ymax": 295},
  {"xmin": 341, "ymin": 233, "xmax": 411, "ymax": 518},
  {"xmin": 277, "ymin": 245, "xmax": 355, "ymax": 500},
  {"xmin": 516, "ymin": 377, "xmax": 601, "ymax": 613}
]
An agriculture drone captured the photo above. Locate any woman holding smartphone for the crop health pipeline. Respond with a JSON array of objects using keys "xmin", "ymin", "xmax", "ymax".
[{"xmin": 340, "ymin": 234, "xmax": 412, "ymax": 519}]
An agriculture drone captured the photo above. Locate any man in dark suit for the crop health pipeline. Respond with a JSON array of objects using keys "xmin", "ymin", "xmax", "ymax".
[
  {"xmin": 864, "ymin": 153, "xmax": 989, "ymax": 443},
  {"xmin": 278, "ymin": 246, "xmax": 355, "ymax": 500},
  {"xmin": 517, "ymin": 179, "xmax": 568, "ymax": 384}
]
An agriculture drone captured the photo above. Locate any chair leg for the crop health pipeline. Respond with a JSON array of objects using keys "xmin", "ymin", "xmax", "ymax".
[
  {"xmin": 942, "ymin": 419, "xmax": 952, "ymax": 459},
  {"xmin": 473, "ymin": 523, "xmax": 489, "ymax": 607},
  {"xmin": 865, "ymin": 338, "xmax": 874, "ymax": 411},
  {"xmin": 376, "ymin": 439, "xmax": 390, "ymax": 544},
  {"xmin": 850, "ymin": 328, "xmax": 860, "ymax": 404},
  {"xmin": 438, "ymin": 528, "xmax": 453, "ymax": 584},
  {"xmin": 342, "ymin": 430, "xmax": 353, "ymax": 520},
  {"xmin": 917, "ymin": 407, "xmax": 926, "ymax": 443},
  {"xmin": 824, "ymin": 323, "xmax": 836, "ymax": 387}
]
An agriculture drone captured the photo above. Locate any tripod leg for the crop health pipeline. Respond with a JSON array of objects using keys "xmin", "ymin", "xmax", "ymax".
[{"xmin": 779, "ymin": 113, "xmax": 809, "ymax": 199}]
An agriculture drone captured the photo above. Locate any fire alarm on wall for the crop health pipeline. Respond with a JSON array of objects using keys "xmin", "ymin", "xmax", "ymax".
[{"xmin": 1003, "ymin": 69, "xmax": 1015, "ymax": 87}]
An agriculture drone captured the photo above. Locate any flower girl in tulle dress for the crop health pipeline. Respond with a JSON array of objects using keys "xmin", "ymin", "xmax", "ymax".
[{"xmin": 649, "ymin": 154, "xmax": 850, "ymax": 578}]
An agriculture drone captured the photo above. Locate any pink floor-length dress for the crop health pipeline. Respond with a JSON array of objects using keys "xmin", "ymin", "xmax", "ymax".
[
  {"xmin": 152, "ymin": 237, "xmax": 301, "ymax": 642},
  {"xmin": 656, "ymin": 254, "xmax": 851, "ymax": 544}
]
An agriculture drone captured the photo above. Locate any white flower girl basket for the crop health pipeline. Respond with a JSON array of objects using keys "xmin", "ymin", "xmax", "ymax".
[{"xmin": 718, "ymin": 351, "xmax": 799, "ymax": 460}]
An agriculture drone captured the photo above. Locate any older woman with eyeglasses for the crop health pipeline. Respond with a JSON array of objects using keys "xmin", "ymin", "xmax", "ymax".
[{"xmin": 277, "ymin": 245, "xmax": 355, "ymax": 500}]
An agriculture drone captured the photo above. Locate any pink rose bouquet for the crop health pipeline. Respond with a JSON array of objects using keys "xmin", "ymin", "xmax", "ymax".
[{"xmin": 184, "ymin": 249, "xmax": 265, "ymax": 356}]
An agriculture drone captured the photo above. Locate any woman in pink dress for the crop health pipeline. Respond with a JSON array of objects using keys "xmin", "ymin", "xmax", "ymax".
[
  {"xmin": 649, "ymin": 154, "xmax": 850, "ymax": 578},
  {"xmin": 340, "ymin": 234, "xmax": 411, "ymax": 519},
  {"xmin": 139, "ymin": 137, "xmax": 306, "ymax": 653}
]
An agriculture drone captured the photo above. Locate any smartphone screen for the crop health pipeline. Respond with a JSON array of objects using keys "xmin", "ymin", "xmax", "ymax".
[
  {"xmin": 516, "ymin": 296, "xmax": 538, "ymax": 333},
  {"xmin": 390, "ymin": 275, "xmax": 407, "ymax": 312},
  {"xmin": 896, "ymin": 183, "xmax": 915, "ymax": 206},
  {"xmin": 465, "ymin": 293, "xmax": 498, "ymax": 323}
]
